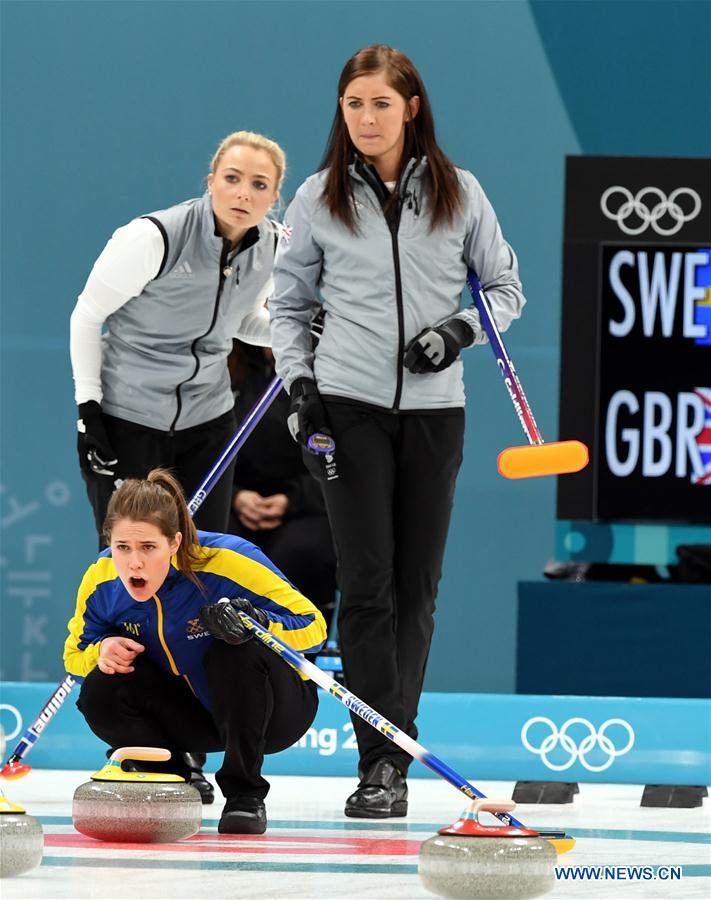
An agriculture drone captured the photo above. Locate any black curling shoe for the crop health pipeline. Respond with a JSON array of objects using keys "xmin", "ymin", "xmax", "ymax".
[
  {"xmin": 344, "ymin": 758, "xmax": 408, "ymax": 818},
  {"xmin": 182, "ymin": 753, "xmax": 215, "ymax": 805},
  {"xmin": 218, "ymin": 797, "xmax": 267, "ymax": 834}
]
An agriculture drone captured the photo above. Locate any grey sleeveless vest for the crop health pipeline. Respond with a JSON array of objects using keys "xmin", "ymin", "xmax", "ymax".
[{"xmin": 101, "ymin": 191, "xmax": 275, "ymax": 431}]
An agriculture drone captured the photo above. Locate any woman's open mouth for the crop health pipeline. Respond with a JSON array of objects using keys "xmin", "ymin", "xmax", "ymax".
[{"xmin": 130, "ymin": 577, "xmax": 147, "ymax": 588}]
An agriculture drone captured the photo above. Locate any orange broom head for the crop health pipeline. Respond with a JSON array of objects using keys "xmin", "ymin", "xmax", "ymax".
[
  {"xmin": 498, "ymin": 440, "xmax": 589, "ymax": 479},
  {"xmin": 0, "ymin": 759, "xmax": 31, "ymax": 780}
]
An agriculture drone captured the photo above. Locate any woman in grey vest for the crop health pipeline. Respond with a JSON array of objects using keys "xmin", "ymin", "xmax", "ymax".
[
  {"xmin": 270, "ymin": 45, "xmax": 526, "ymax": 818},
  {"xmin": 71, "ymin": 131, "xmax": 284, "ymax": 801},
  {"xmin": 71, "ymin": 130, "xmax": 283, "ymax": 545}
]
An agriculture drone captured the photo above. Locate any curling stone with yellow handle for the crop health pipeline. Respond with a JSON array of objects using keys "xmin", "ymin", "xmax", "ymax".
[
  {"xmin": 72, "ymin": 747, "xmax": 202, "ymax": 843},
  {"xmin": 0, "ymin": 794, "xmax": 44, "ymax": 877}
]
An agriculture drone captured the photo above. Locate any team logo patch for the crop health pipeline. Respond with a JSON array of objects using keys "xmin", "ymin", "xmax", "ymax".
[
  {"xmin": 186, "ymin": 618, "xmax": 209, "ymax": 639},
  {"xmin": 170, "ymin": 260, "xmax": 195, "ymax": 278}
]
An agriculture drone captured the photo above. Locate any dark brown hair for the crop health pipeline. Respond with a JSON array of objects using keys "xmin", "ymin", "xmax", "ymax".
[
  {"xmin": 319, "ymin": 44, "xmax": 462, "ymax": 231},
  {"xmin": 103, "ymin": 468, "xmax": 206, "ymax": 592}
]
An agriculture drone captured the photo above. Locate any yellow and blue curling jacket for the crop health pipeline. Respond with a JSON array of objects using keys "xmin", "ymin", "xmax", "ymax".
[{"xmin": 64, "ymin": 530, "xmax": 327, "ymax": 711}]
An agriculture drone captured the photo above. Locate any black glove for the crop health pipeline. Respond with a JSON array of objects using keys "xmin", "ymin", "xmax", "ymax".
[
  {"xmin": 77, "ymin": 400, "xmax": 118, "ymax": 477},
  {"xmin": 287, "ymin": 377, "xmax": 332, "ymax": 453},
  {"xmin": 402, "ymin": 318, "xmax": 474, "ymax": 374},
  {"xmin": 199, "ymin": 597, "xmax": 270, "ymax": 645}
]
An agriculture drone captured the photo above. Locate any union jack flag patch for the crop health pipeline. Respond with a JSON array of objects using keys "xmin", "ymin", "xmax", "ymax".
[
  {"xmin": 280, "ymin": 224, "xmax": 293, "ymax": 244},
  {"xmin": 692, "ymin": 387, "xmax": 711, "ymax": 486}
]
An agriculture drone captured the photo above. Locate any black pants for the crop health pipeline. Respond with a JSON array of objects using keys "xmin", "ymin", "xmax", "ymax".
[
  {"xmin": 229, "ymin": 514, "xmax": 337, "ymax": 624},
  {"xmin": 77, "ymin": 641, "xmax": 318, "ymax": 801},
  {"xmin": 306, "ymin": 401, "xmax": 464, "ymax": 774},
  {"xmin": 81, "ymin": 408, "xmax": 237, "ymax": 545}
]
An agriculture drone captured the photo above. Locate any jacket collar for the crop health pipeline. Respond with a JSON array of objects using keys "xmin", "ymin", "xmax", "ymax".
[{"xmin": 348, "ymin": 155, "xmax": 427, "ymax": 197}]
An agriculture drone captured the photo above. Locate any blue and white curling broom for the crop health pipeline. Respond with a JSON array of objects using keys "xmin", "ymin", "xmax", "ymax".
[{"xmin": 236, "ymin": 608, "xmax": 575, "ymax": 854}]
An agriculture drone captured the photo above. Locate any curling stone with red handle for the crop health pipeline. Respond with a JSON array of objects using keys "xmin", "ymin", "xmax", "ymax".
[{"xmin": 418, "ymin": 799, "xmax": 557, "ymax": 899}]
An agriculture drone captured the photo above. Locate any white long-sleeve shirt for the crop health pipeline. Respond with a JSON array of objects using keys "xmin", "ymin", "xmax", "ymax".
[{"xmin": 70, "ymin": 218, "xmax": 272, "ymax": 405}]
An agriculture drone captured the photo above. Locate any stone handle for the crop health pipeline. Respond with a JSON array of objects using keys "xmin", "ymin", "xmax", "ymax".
[
  {"xmin": 469, "ymin": 798, "xmax": 517, "ymax": 815},
  {"xmin": 108, "ymin": 747, "xmax": 172, "ymax": 764}
]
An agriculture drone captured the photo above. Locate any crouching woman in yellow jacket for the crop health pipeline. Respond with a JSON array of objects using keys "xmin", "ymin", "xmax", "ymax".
[{"xmin": 64, "ymin": 468, "xmax": 326, "ymax": 835}]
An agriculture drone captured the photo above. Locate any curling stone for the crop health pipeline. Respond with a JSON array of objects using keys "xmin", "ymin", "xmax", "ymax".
[
  {"xmin": 418, "ymin": 799, "xmax": 556, "ymax": 899},
  {"xmin": 0, "ymin": 795, "xmax": 44, "ymax": 877},
  {"xmin": 72, "ymin": 747, "xmax": 202, "ymax": 843}
]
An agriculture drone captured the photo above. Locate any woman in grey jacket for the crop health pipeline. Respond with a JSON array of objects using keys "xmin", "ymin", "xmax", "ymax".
[
  {"xmin": 71, "ymin": 131, "xmax": 284, "ymax": 546},
  {"xmin": 270, "ymin": 45, "xmax": 526, "ymax": 818}
]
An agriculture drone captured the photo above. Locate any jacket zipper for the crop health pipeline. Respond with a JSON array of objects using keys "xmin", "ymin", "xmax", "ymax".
[
  {"xmin": 153, "ymin": 592, "xmax": 196, "ymax": 695},
  {"xmin": 169, "ymin": 240, "xmax": 233, "ymax": 434},
  {"xmin": 355, "ymin": 158, "xmax": 418, "ymax": 411}
]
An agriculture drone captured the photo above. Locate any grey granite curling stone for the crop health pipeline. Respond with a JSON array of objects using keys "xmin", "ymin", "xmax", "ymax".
[
  {"xmin": 418, "ymin": 800, "xmax": 556, "ymax": 899},
  {"xmin": 0, "ymin": 797, "xmax": 44, "ymax": 877},
  {"xmin": 72, "ymin": 746, "xmax": 202, "ymax": 843}
]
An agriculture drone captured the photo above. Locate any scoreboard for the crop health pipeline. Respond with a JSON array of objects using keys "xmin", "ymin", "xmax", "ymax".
[{"xmin": 557, "ymin": 157, "xmax": 711, "ymax": 523}]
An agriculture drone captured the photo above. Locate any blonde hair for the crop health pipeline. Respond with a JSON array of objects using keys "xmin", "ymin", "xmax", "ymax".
[
  {"xmin": 103, "ymin": 468, "xmax": 207, "ymax": 592},
  {"xmin": 210, "ymin": 131, "xmax": 286, "ymax": 193}
]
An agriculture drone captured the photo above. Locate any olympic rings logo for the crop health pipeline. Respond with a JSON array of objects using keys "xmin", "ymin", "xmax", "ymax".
[
  {"xmin": 0, "ymin": 704, "xmax": 23, "ymax": 742},
  {"xmin": 521, "ymin": 716, "xmax": 635, "ymax": 772},
  {"xmin": 600, "ymin": 186, "xmax": 701, "ymax": 236}
]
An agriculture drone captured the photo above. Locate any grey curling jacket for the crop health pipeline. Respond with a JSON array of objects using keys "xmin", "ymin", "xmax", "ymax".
[
  {"xmin": 101, "ymin": 192, "xmax": 276, "ymax": 431},
  {"xmin": 270, "ymin": 158, "xmax": 526, "ymax": 410}
]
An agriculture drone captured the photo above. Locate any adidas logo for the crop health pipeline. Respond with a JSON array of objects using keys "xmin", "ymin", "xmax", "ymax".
[{"xmin": 171, "ymin": 260, "xmax": 194, "ymax": 278}]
